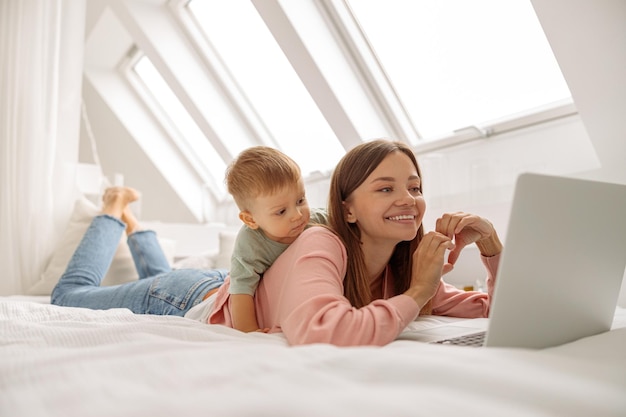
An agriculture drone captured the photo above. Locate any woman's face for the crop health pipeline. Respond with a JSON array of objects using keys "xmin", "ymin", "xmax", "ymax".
[{"xmin": 343, "ymin": 151, "xmax": 426, "ymax": 248}]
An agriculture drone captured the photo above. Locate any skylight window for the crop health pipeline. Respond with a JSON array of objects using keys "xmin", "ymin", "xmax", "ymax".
[
  {"xmin": 186, "ymin": 0, "xmax": 345, "ymax": 176},
  {"xmin": 133, "ymin": 55, "xmax": 227, "ymax": 193},
  {"xmin": 347, "ymin": 0, "xmax": 572, "ymax": 140}
]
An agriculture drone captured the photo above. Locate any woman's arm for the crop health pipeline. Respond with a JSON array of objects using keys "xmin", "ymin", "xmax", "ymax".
[
  {"xmin": 430, "ymin": 252, "xmax": 501, "ymax": 317},
  {"xmin": 272, "ymin": 228, "xmax": 420, "ymax": 346},
  {"xmin": 404, "ymin": 212, "xmax": 503, "ymax": 318}
]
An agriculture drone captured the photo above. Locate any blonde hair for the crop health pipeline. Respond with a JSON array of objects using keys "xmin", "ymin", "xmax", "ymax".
[
  {"xmin": 328, "ymin": 139, "xmax": 425, "ymax": 310},
  {"xmin": 225, "ymin": 146, "xmax": 302, "ymax": 210}
]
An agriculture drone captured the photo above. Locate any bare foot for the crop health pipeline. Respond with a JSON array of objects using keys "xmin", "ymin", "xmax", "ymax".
[
  {"xmin": 121, "ymin": 206, "xmax": 140, "ymax": 235},
  {"xmin": 101, "ymin": 187, "xmax": 140, "ymax": 220}
]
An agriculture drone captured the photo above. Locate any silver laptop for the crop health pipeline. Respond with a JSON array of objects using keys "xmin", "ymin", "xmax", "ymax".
[{"xmin": 400, "ymin": 173, "xmax": 626, "ymax": 349}]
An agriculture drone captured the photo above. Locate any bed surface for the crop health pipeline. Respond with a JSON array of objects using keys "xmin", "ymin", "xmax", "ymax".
[{"xmin": 2, "ymin": 296, "xmax": 625, "ymax": 417}]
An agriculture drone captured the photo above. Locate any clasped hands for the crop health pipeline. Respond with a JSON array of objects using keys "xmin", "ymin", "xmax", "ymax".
[{"xmin": 412, "ymin": 212, "xmax": 502, "ymax": 284}]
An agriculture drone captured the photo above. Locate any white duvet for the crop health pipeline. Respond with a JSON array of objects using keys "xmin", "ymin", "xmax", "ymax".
[{"xmin": 1, "ymin": 298, "xmax": 625, "ymax": 417}]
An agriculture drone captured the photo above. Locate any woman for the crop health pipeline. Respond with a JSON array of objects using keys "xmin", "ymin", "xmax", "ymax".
[
  {"xmin": 208, "ymin": 139, "xmax": 502, "ymax": 345},
  {"xmin": 53, "ymin": 139, "xmax": 502, "ymax": 346}
]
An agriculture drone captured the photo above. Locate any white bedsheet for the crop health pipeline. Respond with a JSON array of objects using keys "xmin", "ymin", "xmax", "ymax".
[{"xmin": 1, "ymin": 298, "xmax": 625, "ymax": 417}]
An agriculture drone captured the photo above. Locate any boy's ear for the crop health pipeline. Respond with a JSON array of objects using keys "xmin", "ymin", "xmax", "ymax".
[
  {"xmin": 239, "ymin": 211, "xmax": 259, "ymax": 229},
  {"xmin": 342, "ymin": 201, "xmax": 357, "ymax": 224}
]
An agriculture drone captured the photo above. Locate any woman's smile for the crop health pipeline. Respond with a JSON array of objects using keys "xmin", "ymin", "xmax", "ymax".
[{"xmin": 385, "ymin": 214, "xmax": 416, "ymax": 222}]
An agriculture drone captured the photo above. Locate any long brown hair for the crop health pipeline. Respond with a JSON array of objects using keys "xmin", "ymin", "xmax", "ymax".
[{"xmin": 328, "ymin": 139, "xmax": 424, "ymax": 308}]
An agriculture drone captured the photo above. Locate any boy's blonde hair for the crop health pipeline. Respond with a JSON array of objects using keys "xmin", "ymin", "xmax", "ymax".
[{"xmin": 225, "ymin": 146, "xmax": 302, "ymax": 211}]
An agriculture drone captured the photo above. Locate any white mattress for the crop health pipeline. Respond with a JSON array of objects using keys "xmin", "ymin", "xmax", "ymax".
[{"xmin": 1, "ymin": 297, "xmax": 625, "ymax": 417}]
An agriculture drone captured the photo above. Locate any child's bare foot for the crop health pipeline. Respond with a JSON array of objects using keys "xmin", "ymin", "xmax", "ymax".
[
  {"xmin": 101, "ymin": 187, "xmax": 140, "ymax": 220},
  {"xmin": 121, "ymin": 206, "xmax": 140, "ymax": 235}
]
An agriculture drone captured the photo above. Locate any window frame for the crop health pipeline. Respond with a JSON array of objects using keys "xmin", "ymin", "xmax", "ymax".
[
  {"xmin": 316, "ymin": 0, "xmax": 577, "ymax": 152},
  {"xmin": 98, "ymin": 0, "xmax": 582, "ymax": 219},
  {"xmin": 121, "ymin": 50, "xmax": 227, "ymax": 199}
]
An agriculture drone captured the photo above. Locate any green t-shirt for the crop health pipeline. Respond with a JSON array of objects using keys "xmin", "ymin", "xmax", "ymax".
[{"xmin": 228, "ymin": 208, "xmax": 328, "ymax": 295}]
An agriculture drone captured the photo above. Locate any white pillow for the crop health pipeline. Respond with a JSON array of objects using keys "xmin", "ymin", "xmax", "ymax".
[
  {"xmin": 27, "ymin": 197, "xmax": 175, "ymax": 295},
  {"xmin": 172, "ymin": 251, "xmax": 215, "ymax": 270},
  {"xmin": 212, "ymin": 231, "xmax": 237, "ymax": 269}
]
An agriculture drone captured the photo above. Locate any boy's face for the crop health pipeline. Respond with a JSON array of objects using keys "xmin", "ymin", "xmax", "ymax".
[{"xmin": 240, "ymin": 180, "xmax": 311, "ymax": 244}]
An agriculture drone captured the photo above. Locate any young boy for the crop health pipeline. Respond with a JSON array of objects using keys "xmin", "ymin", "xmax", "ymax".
[{"xmin": 225, "ymin": 146, "xmax": 327, "ymax": 332}]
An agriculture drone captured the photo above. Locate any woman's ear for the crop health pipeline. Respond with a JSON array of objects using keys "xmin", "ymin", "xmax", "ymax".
[
  {"xmin": 342, "ymin": 201, "xmax": 357, "ymax": 224},
  {"xmin": 239, "ymin": 211, "xmax": 259, "ymax": 229}
]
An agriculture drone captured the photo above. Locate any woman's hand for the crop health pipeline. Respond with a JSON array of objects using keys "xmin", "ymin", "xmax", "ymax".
[
  {"xmin": 405, "ymin": 231, "xmax": 454, "ymax": 307},
  {"xmin": 435, "ymin": 212, "xmax": 502, "ymax": 266}
]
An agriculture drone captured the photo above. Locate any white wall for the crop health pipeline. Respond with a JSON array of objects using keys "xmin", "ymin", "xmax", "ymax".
[
  {"xmin": 532, "ymin": 0, "xmax": 626, "ymax": 185},
  {"xmin": 80, "ymin": 78, "xmax": 197, "ymax": 222}
]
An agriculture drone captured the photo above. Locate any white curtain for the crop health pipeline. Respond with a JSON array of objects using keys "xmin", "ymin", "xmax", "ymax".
[{"xmin": 0, "ymin": 0, "xmax": 85, "ymax": 295}]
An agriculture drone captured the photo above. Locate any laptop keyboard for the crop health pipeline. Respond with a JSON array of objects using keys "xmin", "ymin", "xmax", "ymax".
[{"xmin": 431, "ymin": 331, "xmax": 486, "ymax": 347}]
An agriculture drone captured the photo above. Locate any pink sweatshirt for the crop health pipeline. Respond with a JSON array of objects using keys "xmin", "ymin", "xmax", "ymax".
[{"xmin": 209, "ymin": 226, "xmax": 500, "ymax": 346}]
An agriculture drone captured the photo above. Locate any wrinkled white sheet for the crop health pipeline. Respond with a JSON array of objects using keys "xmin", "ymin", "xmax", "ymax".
[{"xmin": 1, "ymin": 298, "xmax": 625, "ymax": 417}]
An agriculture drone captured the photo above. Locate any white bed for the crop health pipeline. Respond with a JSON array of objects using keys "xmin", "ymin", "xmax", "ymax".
[
  {"xmin": 2, "ymin": 295, "xmax": 625, "ymax": 417},
  {"xmin": 5, "ymin": 198, "xmax": 626, "ymax": 416}
]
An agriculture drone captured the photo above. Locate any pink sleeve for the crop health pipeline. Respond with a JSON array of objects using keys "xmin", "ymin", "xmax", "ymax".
[
  {"xmin": 431, "ymin": 253, "xmax": 501, "ymax": 317},
  {"xmin": 274, "ymin": 228, "xmax": 420, "ymax": 346}
]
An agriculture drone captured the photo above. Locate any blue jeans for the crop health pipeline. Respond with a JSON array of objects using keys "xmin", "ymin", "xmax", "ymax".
[{"xmin": 51, "ymin": 215, "xmax": 227, "ymax": 316}]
